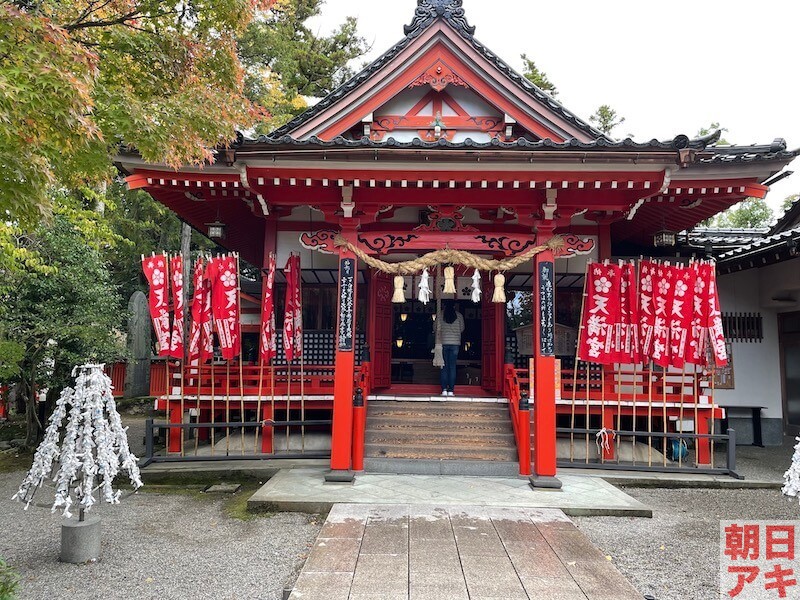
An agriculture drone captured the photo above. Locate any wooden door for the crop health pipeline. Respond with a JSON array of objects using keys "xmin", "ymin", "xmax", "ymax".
[
  {"xmin": 481, "ymin": 274, "xmax": 504, "ymax": 393},
  {"xmin": 368, "ymin": 272, "xmax": 393, "ymax": 390},
  {"xmin": 781, "ymin": 312, "xmax": 800, "ymax": 435}
]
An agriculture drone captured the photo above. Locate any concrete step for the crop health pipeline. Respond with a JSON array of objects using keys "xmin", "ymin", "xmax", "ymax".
[
  {"xmin": 363, "ymin": 457, "xmax": 521, "ymax": 476},
  {"xmin": 366, "ymin": 418, "xmax": 512, "ymax": 435},
  {"xmin": 365, "ymin": 441, "xmax": 518, "ymax": 462}
]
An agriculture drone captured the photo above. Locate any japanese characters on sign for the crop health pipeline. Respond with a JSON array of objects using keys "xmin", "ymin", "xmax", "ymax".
[
  {"xmin": 538, "ymin": 260, "xmax": 555, "ymax": 356},
  {"xmin": 188, "ymin": 257, "xmax": 213, "ymax": 363},
  {"xmin": 208, "ymin": 254, "xmax": 241, "ymax": 361},
  {"xmin": 338, "ymin": 258, "xmax": 356, "ymax": 352},
  {"xmin": 721, "ymin": 520, "xmax": 798, "ymax": 599}
]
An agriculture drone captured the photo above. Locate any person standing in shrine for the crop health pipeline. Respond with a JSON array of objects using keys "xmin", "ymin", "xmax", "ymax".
[{"xmin": 439, "ymin": 300, "xmax": 464, "ymax": 397}]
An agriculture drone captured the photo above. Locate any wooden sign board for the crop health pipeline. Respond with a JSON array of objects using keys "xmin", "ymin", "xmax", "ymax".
[
  {"xmin": 337, "ymin": 258, "xmax": 356, "ymax": 351},
  {"xmin": 538, "ymin": 261, "xmax": 555, "ymax": 356}
]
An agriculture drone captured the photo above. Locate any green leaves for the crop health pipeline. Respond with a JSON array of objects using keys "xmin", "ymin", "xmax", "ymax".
[
  {"xmin": 0, "ymin": 1, "xmax": 274, "ymax": 225},
  {"xmin": 520, "ymin": 54, "xmax": 558, "ymax": 98}
]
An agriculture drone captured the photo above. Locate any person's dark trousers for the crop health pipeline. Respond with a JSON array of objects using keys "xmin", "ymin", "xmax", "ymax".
[{"xmin": 440, "ymin": 344, "xmax": 459, "ymax": 393}]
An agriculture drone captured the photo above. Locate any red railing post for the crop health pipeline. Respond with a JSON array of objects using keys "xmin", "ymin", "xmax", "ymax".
[
  {"xmin": 352, "ymin": 387, "xmax": 366, "ymax": 471},
  {"xmin": 518, "ymin": 391, "xmax": 531, "ymax": 476}
]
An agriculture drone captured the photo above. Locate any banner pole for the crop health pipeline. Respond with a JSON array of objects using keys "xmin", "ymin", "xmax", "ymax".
[
  {"xmin": 571, "ymin": 263, "xmax": 589, "ymax": 462},
  {"xmin": 236, "ymin": 253, "xmax": 245, "ymax": 456},
  {"xmin": 225, "ymin": 360, "xmax": 231, "ymax": 456},
  {"xmin": 255, "ymin": 358, "xmax": 264, "ymax": 455}
]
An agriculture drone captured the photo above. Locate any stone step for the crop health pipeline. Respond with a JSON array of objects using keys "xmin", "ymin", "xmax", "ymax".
[
  {"xmin": 366, "ymin": 418, "xmax": 512, "ymax": 435},
  {"xmin": 365, "ymin": 429, "xmax": 515, "ymax": 447},
  {"xmin": 364, "ymin": 442, "xmax": 518, "ymax": 462},
  {"xmin": 363, "ymin": 457, "xmax": 521, "ymax": 476}
]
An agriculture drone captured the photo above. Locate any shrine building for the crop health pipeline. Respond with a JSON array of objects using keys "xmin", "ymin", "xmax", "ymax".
[{"xmin": 117, "ymin": 0, "xmax": 798, "ymax": 483}]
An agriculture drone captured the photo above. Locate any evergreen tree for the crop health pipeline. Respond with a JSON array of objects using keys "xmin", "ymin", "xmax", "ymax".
[{"xmin": 520, "ymin": 54, "xmax": 558, "ymax": 98}]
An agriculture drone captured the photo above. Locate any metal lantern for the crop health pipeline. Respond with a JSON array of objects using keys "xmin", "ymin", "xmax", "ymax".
[
  {"xmin": 206, "ymin": 220, "xmax": 226, "ymax": 239},
  {"xmin": 653, "ymin": 229, "xmax": 677, "ymax": 248}
]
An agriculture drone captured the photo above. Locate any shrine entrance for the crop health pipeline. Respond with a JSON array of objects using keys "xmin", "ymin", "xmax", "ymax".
[
  {"xmin": 367, "ymin": 263, "xmax": 506, "ymax": 396},
  {"xmin": 390, "ymin": 300, "xmax": 483, "ymax": 389}
]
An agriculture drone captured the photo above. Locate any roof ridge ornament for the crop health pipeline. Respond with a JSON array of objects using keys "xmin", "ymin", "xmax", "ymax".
[{"xmin": 404, "ymin": 0, "xmax": 476, "ymax": 38}]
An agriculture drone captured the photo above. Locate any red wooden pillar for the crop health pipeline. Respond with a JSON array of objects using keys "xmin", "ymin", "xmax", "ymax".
[
  {"xmin": 168, "ymin": 401, "xmax": 182, "ymax": 453},
  {"xmin": 530, "ymin": 228, "xmax": 562, "ymax": 489},
  {"xmin": 696, "ymin": 409, "xmax": 711, "ymax": 465},
  {"xmin": 326, "ymin": 233, "xmax": 358, "ymax": 482},
  {"xmin": 261, "ymin": 404, "xmax": 274, "ymax": 454}
]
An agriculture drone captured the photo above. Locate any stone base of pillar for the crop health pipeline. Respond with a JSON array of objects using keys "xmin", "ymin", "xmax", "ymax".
[
  {"xmin": 324, "ymin": 470, "xmax": 355, "ymax": 484},
  {"xmin": 60, "ymin": 516, "xmax": 101, "ymax": 564},
  {"xmin": 528, "ymin": 475, "xmax": 563, "ymax": 490}
]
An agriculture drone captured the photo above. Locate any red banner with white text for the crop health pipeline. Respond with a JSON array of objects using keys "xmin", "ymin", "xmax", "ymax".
[
  {"xmin": 188, "ymin": 257, "xmax": 213, "ymax": 363},
  {"xmin": 142, "ymin": 254, "xmax": 171, "ymax": 356},
  {"xmin": 260, "ymin": 252, "xmax": 277, "ymax": 363},
  {"xmin": 283, "ymin": 254, "xmax": 303, "ymax": 363},
  {"xmin": 208, "ymin": 254, "xmax": 241, "ymax": 361},
  {"xmin": 168, "ymin": 255, "xmax": 185, "ymax": 359}
]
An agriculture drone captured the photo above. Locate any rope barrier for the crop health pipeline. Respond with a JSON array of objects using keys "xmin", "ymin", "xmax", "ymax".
[{"xmin": 330, "ymin": 234, "xmax": 564, "ymax": 274}]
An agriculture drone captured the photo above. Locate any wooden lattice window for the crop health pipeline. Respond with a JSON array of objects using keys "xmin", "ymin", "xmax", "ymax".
[{"xmin": 722, "ymin": 312, "xmax": 763, "ymax": 342}]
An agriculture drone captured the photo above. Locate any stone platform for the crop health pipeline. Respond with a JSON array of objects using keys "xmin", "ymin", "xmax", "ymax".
[
  {"xmin": 287, "ymin": 503, "xmax": 642, "ymax": 600},
  {"xmin": 247, "ymin": 468, "xmax": 651, "ymax": 517}
]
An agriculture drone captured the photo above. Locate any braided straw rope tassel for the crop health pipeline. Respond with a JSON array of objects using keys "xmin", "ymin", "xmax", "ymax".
[
  {"xmin": 492, "ymin": 272, "xmax": 507, "ymax": 303},
  {"xmin": 392, "ymin": 275, "xmax": 406, "ymax": 303},
  {"xmin": 443, "ymin": 265, "xmax": 456, "ymax": 294}
]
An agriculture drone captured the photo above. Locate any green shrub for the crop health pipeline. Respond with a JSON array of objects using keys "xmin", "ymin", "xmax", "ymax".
[{"xmin": 0, "ymin": 558, "xmax": 19, "ymax": 600}]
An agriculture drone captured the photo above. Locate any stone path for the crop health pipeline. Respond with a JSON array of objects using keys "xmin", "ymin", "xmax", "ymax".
[
  {"xmin": 288, "ymin": 503, "xmax": 641, "ymax": 600},
  {"xmin": 248, "ymin": 468, "xmax": 651, "ymax": 517}
]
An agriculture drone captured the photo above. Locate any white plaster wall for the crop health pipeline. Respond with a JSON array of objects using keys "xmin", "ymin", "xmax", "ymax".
[
  {"xmin": 715, "ymin": 268, "xmax": 783, "ymax": 419},
  {"xmin": 758, "ymin": 258, "xmax": 800, "ymax": 310}
]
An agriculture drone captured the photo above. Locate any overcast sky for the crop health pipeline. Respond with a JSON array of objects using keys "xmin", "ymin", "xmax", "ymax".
[{"xmin": 309, "ymin": 0, "xmax": 799, "ymax": 215}]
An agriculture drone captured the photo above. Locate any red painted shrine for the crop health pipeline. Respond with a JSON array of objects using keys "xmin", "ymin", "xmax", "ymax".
[{"xmin": 119, "ymin": 0, "xmax": 797, "ymax": 481}]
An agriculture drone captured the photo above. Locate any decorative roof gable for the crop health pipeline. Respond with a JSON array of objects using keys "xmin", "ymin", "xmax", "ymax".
[{"xmin": 269, "ymin": 0, "xmax": 605, "ymax": 143}]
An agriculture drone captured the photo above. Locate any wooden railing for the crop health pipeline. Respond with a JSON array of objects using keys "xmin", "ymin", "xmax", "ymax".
[
  {"xmin": 515, "ymin": 362, "xmax": 728, "ymax": 470},
  {"xmin": 104, "ymin": 363, "xmax": 126, "ymax": 398},
  {"xmin": 504, "ymin": 363, "xmax": 531, "ymax": 475}
]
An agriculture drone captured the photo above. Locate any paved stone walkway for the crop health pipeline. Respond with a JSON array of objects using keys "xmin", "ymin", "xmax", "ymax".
[
  {"xmin": 288, "ymin": 503, "xmax": 641, "ymax": 600},
  {"xmin": 248, "ymin": 468, "xmax": 651, "ymax": 516}
]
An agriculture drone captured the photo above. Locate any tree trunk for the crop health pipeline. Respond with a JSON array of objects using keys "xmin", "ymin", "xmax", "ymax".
[
  {"xmin": 22, "ymin": 375, "xmax": 39, "ymax": 449},
  {"xmin": 180, "ymin": 222, "xmax": 192, "ymax": 360}
]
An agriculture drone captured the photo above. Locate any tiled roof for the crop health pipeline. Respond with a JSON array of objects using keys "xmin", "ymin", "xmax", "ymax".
[
  {"xmin": 698, "ymin": 139, "xmax": 800, "ymax": 164},
  {"xmin": 717, "ymin": 226, "xmax": 800, "ymax": 264},
  {"xmin": 268, "ymin": 0, "xmax": 605, "ymax": 141},
  {"xmin": 687, "ymin": 228, "xmax": 770, "ymax": 246},
  {"xmin": 242, "ymin": 133, "xmax": 715, "ymax": 152}
]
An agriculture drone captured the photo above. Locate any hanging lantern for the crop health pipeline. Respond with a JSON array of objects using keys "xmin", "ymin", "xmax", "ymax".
[
  {"xmin": 492, "ymin": 272, "xmax": 507, "ymax": 303},
  {"xmin": 396, "ymin": 337, "xmax": 404, "ymax": 348},
  {"xmin": 400, "ymin": 313, "xmax": 409, "ymax": 322},
  {"xmin": 654, "ymin": 229, "xmax": 677, "ymax": 248},
  {"xmin": 206, "ymin": 220, "xmax": 226, "ymax": 239},
  {"xmin": 392, "ymin": 275, "xmax": 406, "ymax": 303},
  {"xmin": 443, "ymin": 266, "xmax": 456, "ymax": 294}
]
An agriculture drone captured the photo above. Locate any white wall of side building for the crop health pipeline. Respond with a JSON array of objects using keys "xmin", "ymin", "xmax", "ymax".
[{"xmin": 716, "ymin": 260, "xmax": 800, "ymax": 445}]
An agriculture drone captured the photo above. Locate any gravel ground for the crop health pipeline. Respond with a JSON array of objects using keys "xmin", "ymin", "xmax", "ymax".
[
  {"xmin": 575, "ymin": 487, "xmax": 800, "ymax": 600},
  {"xmin": 0, "ymin": 471, "xmax": 321, "ymax": 600}
]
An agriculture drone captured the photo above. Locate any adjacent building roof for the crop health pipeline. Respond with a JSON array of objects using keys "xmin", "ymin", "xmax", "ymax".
[{"xmin": 717, "ymin": 226, "xmax": 800, "ymax": 272}]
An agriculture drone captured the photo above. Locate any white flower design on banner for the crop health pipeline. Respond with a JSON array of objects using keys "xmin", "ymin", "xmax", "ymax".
[
  {"xmin": 642, "ymin": 274, "xmax": 653, "ymax": 293},
  {"xmin": 172, "ymin": 271, "xmax": 183, "ymax": 289},
  {"xmin": 657, "ymin": 279, "xmax": 670, "ymax": 295},
  {"xmin": 694, "ymin": 277, "xmax": 706, "ymax": 295},
  {"xmin": 221, "ymin": 270, "xmax": 236, "ymax": 287},
  {"xmin": 594, "ymin": 276, "xmax": 611, "ymax": 294},
  {"xmin": 675, "ymin": 280, "xmax": 688, "ymax": 297},
  {"xmin": 152, "ymin": 269, "xmax": 164, "ymax": 287}
]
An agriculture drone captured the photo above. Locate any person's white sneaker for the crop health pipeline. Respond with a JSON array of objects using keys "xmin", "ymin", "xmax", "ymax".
[
  {"xmin": 447, "ymin": 391, "xmax": 454, "ymax": 397},
  {"xmin": 441, "ymin": 391, "xmax": 449, "ymax": 397}
]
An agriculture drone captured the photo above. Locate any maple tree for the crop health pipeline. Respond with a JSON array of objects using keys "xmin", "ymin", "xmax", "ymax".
[{"xmin": 0, "ymin": 0, "xmax": 274, "ymax": 224}]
